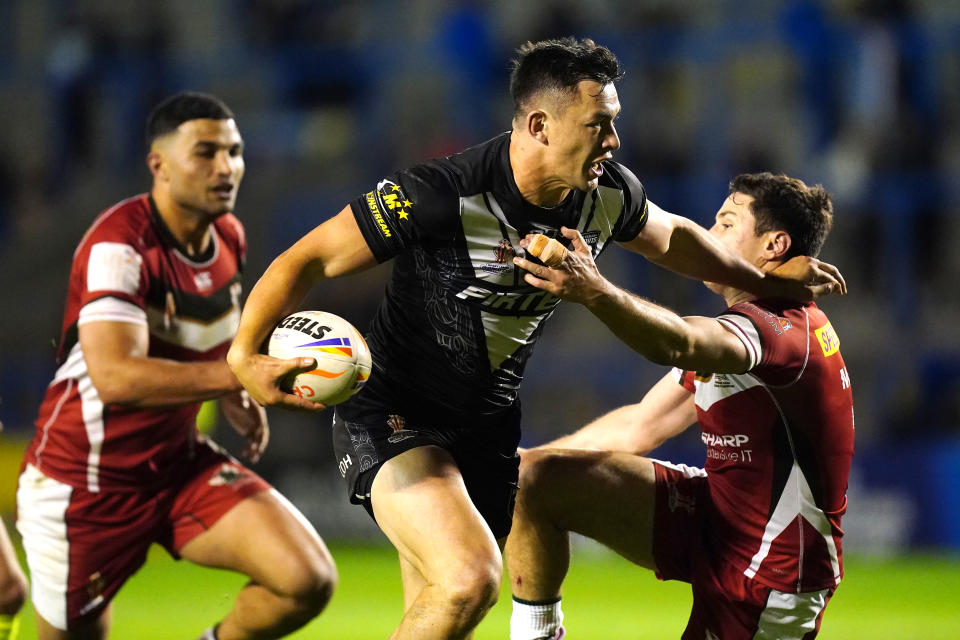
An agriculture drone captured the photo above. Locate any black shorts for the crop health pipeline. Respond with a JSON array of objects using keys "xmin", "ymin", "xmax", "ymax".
[{"xmin": 331, "ymin": 403, "xmax": 521, "ymax": 539}]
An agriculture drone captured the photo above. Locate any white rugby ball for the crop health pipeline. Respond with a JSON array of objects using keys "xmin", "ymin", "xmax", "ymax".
[{"xmin": 268, "ymin": 310, "xmax": 372, "ymax": 406}]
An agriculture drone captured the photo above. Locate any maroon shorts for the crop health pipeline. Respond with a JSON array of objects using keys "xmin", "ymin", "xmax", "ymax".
[
  {"xmin": 652, "ymin": 461, "xmax": 834, "ymax": 640},
  {"xmin": 16, "ymin": 439, "xmax": 271, "ymax": 630}
]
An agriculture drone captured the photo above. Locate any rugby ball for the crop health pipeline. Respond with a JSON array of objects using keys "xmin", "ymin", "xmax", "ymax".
[{"xmin": 268, "ymin": 310, "xmax": 372, "ymax": 406}]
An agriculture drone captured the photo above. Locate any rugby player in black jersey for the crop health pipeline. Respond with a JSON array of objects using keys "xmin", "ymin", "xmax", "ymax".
[{"xmin": 228, "ymin": 38, "xmax": 845, "ymax": 640}]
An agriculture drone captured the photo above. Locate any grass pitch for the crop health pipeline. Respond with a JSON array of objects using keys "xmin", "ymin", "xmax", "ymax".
[{"xmin": 14, "ymin": 543, "xmax": 960, "ymax": 638}]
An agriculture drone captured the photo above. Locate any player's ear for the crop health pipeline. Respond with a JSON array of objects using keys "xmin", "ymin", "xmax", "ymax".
[
  {"xmin": 146, "ymin": 150, "xmax": 165, "ymax": 181},
  {"xmin": 766, "ymin": 231, "xmax": 791, "ymax": 260},
  {"xmin": 526, "ymin": 110, "xmax": 548, "ymax": 144}
]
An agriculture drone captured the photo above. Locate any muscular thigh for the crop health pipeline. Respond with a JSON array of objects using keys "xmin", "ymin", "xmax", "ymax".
[
  {"xmin": 520, "ymin": 449, "xmax": 658, "ymax": 570},
  {"xmin": 171, "ymin": 445, "xmax": 329, "ymax": 592},
  {"xmin": 370, "ymin": 446, "xmax": 500, "ymax": 582}
]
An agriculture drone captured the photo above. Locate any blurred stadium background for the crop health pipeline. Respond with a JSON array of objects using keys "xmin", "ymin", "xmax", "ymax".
[{"xmin": 0, "ymin": 0, "xmax": 958, "ymax": 637}]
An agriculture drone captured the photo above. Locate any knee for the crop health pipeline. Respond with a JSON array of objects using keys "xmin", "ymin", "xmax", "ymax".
[
  {"xmin": 0, "ymin": 569, "xmax": 28, "ymax": 615},
  {"xmin": 518, "ymin": 449, "xmax": 566, "ymax": 506},
  {"xmin": 296, "ymin": 556, "xmax": 338, "ymax": 616},
  {"xmin": 276, "ymin": 551, "xmax": 338, "ymax": 618},
  {"xmin": 439, "ymin": 553, "xmax": 502, "ymax": 617}
]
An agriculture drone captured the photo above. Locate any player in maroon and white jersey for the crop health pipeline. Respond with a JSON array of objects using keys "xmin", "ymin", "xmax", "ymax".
[
  {"xmin": 507, "ymin": 173, "xmax": 852, "ymax": 640},
  {"xmin": 16, "ymin": 93, "xmax": 335, "ymax": 640}
]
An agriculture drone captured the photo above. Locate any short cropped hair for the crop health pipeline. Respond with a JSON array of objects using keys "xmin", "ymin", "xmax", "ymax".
[
  {"xmin": 510, "ymin": 37, "xmax": 624, "ymax": 120},
  {"xmin": 730, "ymin": 172, "xmax": 834, "ymax": 259},
  {"xmin": 145, "ymin": 92, "xmax": 235, "ymax": 147}
]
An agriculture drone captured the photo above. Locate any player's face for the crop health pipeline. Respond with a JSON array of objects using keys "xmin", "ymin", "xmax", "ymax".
[
  {"xmin": 706, "ymin": 192, "xmax": 770, "ymax": 295},
  {"xmin": 156, "ymin": 118, "xmax": 245, "ymax": 217},
  {"xmin": 546, "ymin": 80, "xmax": 621, "ymax": 192}
]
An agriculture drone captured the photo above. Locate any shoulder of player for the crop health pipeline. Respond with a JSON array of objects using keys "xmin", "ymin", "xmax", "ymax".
[
  {"xmin": 213, "ymin": 212, "xmax": 245, "ymax": 248},
  {"xmin": 422, "ymin": 132, "xmax": 510, "ymax": 197},
  {"xmin": 724, "ymin": 299, "xmax": 813, "ymax": 344},
  {"xmin": 598, "ymin": 159, "xmax": 644, "ymax": 194},
  {"xmin": 73, "ymin": 194, "xmax": 154, "ymax": 258}
]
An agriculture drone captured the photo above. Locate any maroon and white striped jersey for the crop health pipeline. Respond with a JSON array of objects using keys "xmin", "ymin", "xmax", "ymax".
[
  {"xmin": 24, "ymin": 194, "xmax": 245, "ymax": 492},
  {"xmin": 674, "ymin": 299, "xmax": 854, "ymax": 593}
]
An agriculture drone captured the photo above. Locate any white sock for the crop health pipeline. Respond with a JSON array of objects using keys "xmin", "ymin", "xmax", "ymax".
[
  {"xmin": 197, "ymin": 627, "xmax": 217, "ymax": 640},
  {"xmin": 510, "ymin": 596, "xmax": 564, "ymax": 640}
]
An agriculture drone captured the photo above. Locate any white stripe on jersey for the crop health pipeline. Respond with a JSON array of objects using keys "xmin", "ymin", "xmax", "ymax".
[
  {"xmin": 650, "ymin": 459, "xmax": 707, "ymax": 479},
  {"xmin": 86, "ymin": 242, "xmax": 143, "ymax": 295},
  {"xmin": 694, "ymin": 371, "xmax": 763, "ymax": 412},
  {"xmin": 717, "ymin": 313, "xmax": 762, "ymax": 370},
  {"xmin": 144, "ymin": 304, "xmax": 240, "ymax": 353},
  {"xmin": 743, "ymin": 460, "xmax": 842, "ymax": 587},
  {"xmin": 461, "ymin": 193, "xmax": 550, "ymax": 371},
  {"xmin": 34, "ymin": 378, "xmax": 74, "ymax": 467},
  {"xmin": 78, "ymin": 297, "xmax": 148, "ymax": 327},
  {"xmin": 49, "ymin": 342, "xmax": 105, "ymax": 493},
  {"xmin": 16, "ymin": 464, "xmax": 73, "ymax": 631},
  {"xmin": 752, "ymin": 587, "xmax": 830, "ymax": 639},
  {"xmin": 76, "ymin": 370, "xmax": 105, "ymax": 493}
]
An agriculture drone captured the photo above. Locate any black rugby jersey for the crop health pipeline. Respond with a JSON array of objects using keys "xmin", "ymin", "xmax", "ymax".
[{"xmin": 345, "ymin": 132, "xmax": 647, "ymax": 423}]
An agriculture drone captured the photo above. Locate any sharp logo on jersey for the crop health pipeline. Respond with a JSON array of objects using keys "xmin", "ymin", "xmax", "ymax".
[
  {"xmin": 276, "ymin": 314, "xmax": 332, "ymax": 339},
  {"xmin": 702, "ymin": 433, "xmax": 750, "ymax": 447},
  {"xmin": 377, "ymin": 179, "xmax": 413, "ymax": 221},
  {"xmin": 815, "ymin": 321, "xmax": 840, "ymax": 357},
  {"xmin": 455, "ymin": 284, "xmax": 560, "ymax": 315}
]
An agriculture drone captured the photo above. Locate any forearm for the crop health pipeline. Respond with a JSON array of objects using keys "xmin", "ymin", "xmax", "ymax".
[
  {"xmin": 584, "ymin": 281, "xmax": 694, "ymax": 368},
  {"xmin": 93, "ymin": 358, "xmax": 239, "ymax": 407},
  {"xmin": 644, "ymin": 215, "xmax": 769, "ymax": 295},
  {"xmin": 542, "ymin": 375, "xmax": 697, "ymax": 455},
  {"xmin": 543, "ymin": 404, "xmax": 659, "ymax": 453},
  {"xmin": 228, "ymin": 248, "xmax": 321, "ymax": 362}
]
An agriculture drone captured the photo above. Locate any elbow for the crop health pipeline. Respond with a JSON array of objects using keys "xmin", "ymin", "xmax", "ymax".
[
  {"xmin": 87, "ymin": 365, "xmax": 140, "ymax": 405},
  {"xmin": 645, "ymin": 334, "xmax": 694, "ymax": 369}
]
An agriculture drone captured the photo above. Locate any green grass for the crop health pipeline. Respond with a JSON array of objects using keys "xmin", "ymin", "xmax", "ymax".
[{"xmin": 13, "ymin": 544, "xmax": 960, "ymax": 639}]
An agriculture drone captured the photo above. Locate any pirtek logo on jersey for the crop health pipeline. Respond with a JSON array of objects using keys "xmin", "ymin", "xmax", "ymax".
[{"xmin": 455, "ymin": 284, "xmax": 560, "ymax": 314}]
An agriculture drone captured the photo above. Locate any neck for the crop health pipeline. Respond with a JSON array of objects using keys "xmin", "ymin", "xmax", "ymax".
[
  {"xmin": 151, "ymin": 187, "xmax": 212, "ymax": 256},
  {"xmin": 719, "ymin": 259, "xmax": 781, "ymax": 308},
  {"xmin": 508, "ymin": 131, "xmax": 570, "ymax": 208}
]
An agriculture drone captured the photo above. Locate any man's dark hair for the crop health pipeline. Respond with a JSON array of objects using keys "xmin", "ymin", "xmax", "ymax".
[
  {"xmin": 145, "ymin": 92, "xmax": 235, "ymax": 147},
  {"xmin": 729, "ymin": 172, "xmax": 834, "ymax": 259},
  {"xmin": 510, "ymin": 37, "xmax": 624, "ymax": 120}
]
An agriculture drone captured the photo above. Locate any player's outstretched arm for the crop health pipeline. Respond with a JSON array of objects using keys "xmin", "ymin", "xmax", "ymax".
[
  {"xmin": 620, "ymin": 201, "xmax": 846, "ymax": 299},
  {"xmin": 543, "ymin": 373, "xmax": 696, "ymax": 454},
  {"xmin": 81, "ymin": 320, "xmax": 243, "ymax": 407},
  {"xmin": 518, "ymin": 227, "xmax": 753, "ymax": 374},
  {"xmin": 227, "ymin": 205, "xmax": 379, "ymax": 410}
]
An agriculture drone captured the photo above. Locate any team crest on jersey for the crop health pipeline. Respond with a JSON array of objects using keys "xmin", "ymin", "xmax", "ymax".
[
  {"xmin": 494, "ymin": 239, "xmax": 515, "ymax": 263},
  {"xmin": 667, "ymin": 481, "xmax": 696, "ymax": 514},
  {"xmin": 581, "ymin": 229, "xmax": 601, "ymax": 246},
  {"xmin": 376, "ymin": 179, "xmax": 413, "ymax": 222},
  {"xmin": 386, "ymin": 413, "xmax": 417, "ymax": 443},
  {"xmin": 478, "ymin": 239, "xmax": 517, "ymax": 274}
]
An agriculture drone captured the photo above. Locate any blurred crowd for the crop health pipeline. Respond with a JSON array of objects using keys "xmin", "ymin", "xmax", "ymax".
[{"xmin": 0, "ymin": 0, "xmax": 958, "ymax": 469}]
